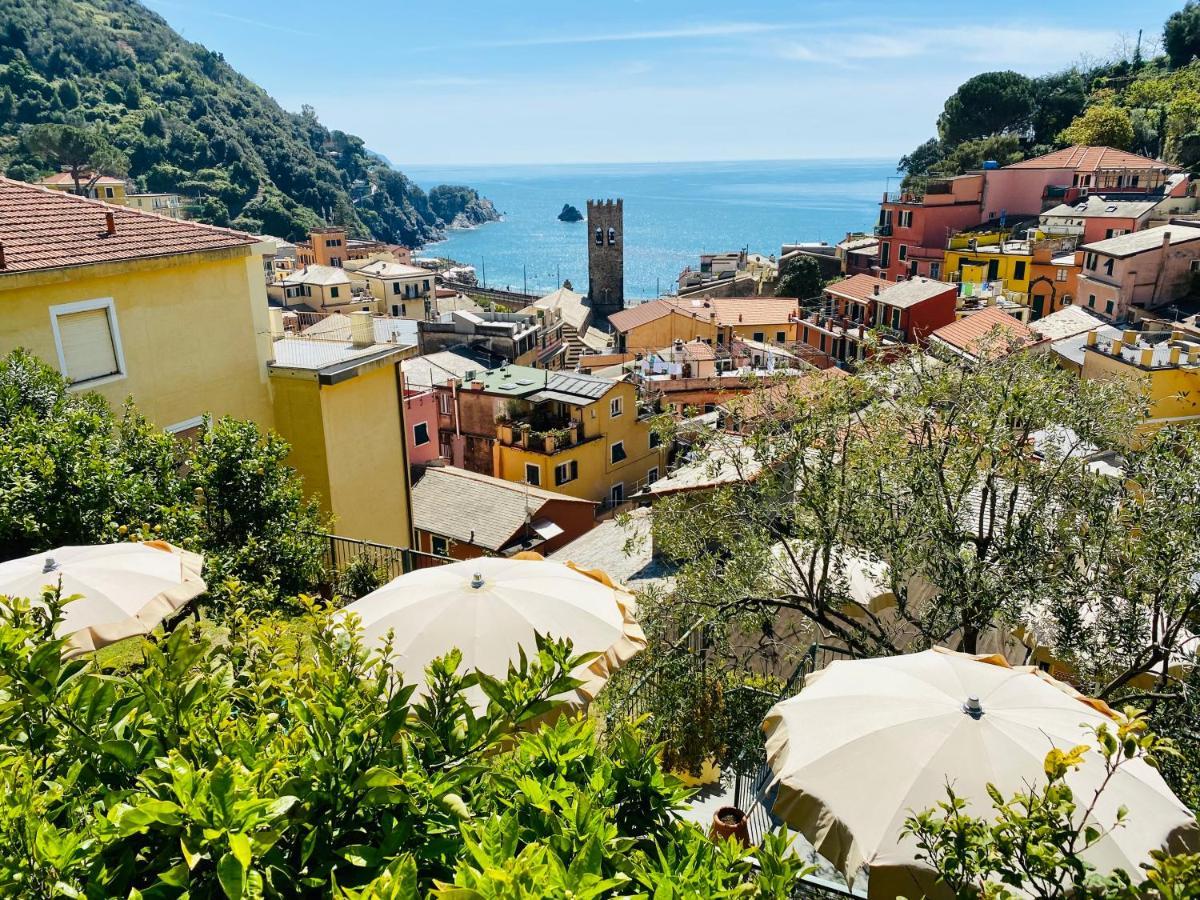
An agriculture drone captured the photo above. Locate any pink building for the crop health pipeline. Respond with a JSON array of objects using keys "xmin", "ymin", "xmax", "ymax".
[
  {"xmin": 981, "ymin": 146, "xmax": 1180, "ymax": 223},
  {"xmin": 403, "ymin": 386, "xmax": 441, "ymax": 466},
  {"xmin": 1077, "ymin": 223, "xmax": 1200, "ymax": 322},
  {"xmin": 876, "ymin": 174, "xmax": 984, "ymax": 281}
]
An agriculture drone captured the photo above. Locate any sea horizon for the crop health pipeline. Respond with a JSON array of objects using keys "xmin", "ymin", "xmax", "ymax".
[{"xmin": 404, "ymin": 158, "xmax": 895, "ymax": 300}]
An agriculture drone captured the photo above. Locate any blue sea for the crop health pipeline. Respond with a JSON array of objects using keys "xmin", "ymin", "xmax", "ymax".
[{"xmin": 404, "ymin": 159, "xmax": 894, "ymax": 300}]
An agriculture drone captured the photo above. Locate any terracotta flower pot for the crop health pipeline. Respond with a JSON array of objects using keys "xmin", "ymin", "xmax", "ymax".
[{"xmin": 709, "ymin": 805, "xmax": 750, "ymax": 847}]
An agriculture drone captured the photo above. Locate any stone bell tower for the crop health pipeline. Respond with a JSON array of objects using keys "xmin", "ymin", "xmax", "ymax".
[{"xmin": 587, "ymin": 199, "xmax": 624, "ymax": 319}]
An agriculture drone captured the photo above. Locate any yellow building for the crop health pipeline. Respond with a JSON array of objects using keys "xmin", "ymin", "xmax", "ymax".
[
  {"xmin": 268, "ymin": 310, "xmax": 416, "ymax": 546},
  {"xmin": 705, "ymin": 296, "xmax": 802, "ymax": 344},
  {"xmin": 942, "ymin": 231, "xmax": 1035, "ymax": 304},
  {"xmin": 349, "ymin": 259, "xmax": 435, "ymax": 318},
  {"xmin": 125, "ymin": 192, "xmax": 188, "ymax": 219},
  {"xmin": 0, "ymin": 175, "xmax": 274, "ymax": 433},
  {"xmin": 39, "ymin": 172, "xmax": 128, "ymax": 205},
  {"xmin": 1080, "ymin": 328, "xmax": 1200, "ymax": 434},
  {"xmin": 456, "ymin": 365, "xmax": 665, "ymax": 506},
  {"xmin": 607, "ymin": 299, "xmax": 729, "ymax": 353}
]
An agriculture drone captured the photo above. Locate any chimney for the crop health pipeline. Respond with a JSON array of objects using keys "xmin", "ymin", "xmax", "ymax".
[
  {"xmin": 1086, "ymin": 330, "xmax": 1099, "ymax": 346},
  {"xmin": 1111, "ymin": 338, "xmax": 1124, "ymax": 357},
  {"xmin": 1162, "ymin": 230, "xmax": 1172, "ymax": 251},
  {"xmin": 104, "ymin": 211, "xmax": 116, "ymax": 237},
  {"xmin": 1190, "ymin": 347, "xmax": 1200, "ymax": 364},
  {"xmin": 1139, "ymin": 347, "xmax": 1155, "ymax": 367},
  {"xmin": 873, "ymin": 284, "xmax": 881, "ymax": 296},
  {"xmin": 1122, "ymin": 329, "xmax": 1138, "ymax": 344},
  {"xmin": 1170, "ymin": 346, "xmax": 1182, "ymax": 365},
  {"xmin": 350, "ymin": 310, "xmax": 374, "ymax": 347},
  {"xmin": 268, "ymin": 307, "xmax": 285, "ymax": 339}
]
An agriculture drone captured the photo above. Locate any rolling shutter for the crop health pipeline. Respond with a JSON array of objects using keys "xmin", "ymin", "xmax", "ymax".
[{"xmin": 58, "ymin": 308, "xmax": 118, "ymax": 383}]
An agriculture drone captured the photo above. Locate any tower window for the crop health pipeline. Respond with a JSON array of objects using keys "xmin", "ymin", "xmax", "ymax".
[
  {"xmin": 595, "ymin": 228, "xmax": 603, "ymax": 246},
  {"xmin": 607, "ymin": 227, "xmax": 616, "ymax": 246}
]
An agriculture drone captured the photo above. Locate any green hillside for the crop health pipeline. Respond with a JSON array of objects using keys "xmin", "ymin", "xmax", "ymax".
[
  {"xmin": 0, "ymin": 0, "xmax": 495, "ymax": 244},
  {"xmin": 899, "ymin": 3, "xmax": 1200, "ymax": 189}
]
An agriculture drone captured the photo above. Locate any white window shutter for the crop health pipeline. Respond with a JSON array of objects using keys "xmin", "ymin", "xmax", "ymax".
[{"xmin": 59, "ymin": 308, "xmax": 118, "ymax": 383}]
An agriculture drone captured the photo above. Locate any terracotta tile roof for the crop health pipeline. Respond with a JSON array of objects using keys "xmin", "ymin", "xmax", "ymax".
[
  {"xmin": 1003, "ymin": 145, "xmax": 1177, "ymax": 172},
  {"xmin": 929, "ymin": 306, "xmax": 1041, "ymax": 360},
  {"xmin": 39, "ymin": 172, "xmax": 125, "ymax": 186},
  {"xmin": 682, "ymin": 339, "xmax": 716, "ymax": 360},
  {"xmin": 607, "ymin": 298, "xmax": 712, "ymax": 332},
  {"xmin": 708, "ymin": 296, "xmax": 800, "ymax": 326},
  {"xmin": 0, "ymin": 177, "xmax": 257, "ymax": 275},
  {"xmin": 825, "ymin": 274, "xmax": 889, "ymax": 303}
]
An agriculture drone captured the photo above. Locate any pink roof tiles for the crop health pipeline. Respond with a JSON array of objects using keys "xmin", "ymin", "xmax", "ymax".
[
  {"xmin": 1003, "ymin": 145, "xmax": 1177, "ymax": 172},
  {"xmin": 0, "ymin": 177, "xmax": 256, "ymax": 275}
]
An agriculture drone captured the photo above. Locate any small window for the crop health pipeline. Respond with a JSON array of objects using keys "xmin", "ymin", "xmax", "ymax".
[
  {"xmin": 554, "ymin": 460, "xmax": 579, "ymax": 485},
  {"xmin": 610, "ymin": 396, "xmax": 623, "ymax": 417},
  {"xmin": 104, "ymin": 187, "xmax": 114, "ymax": 198},
  {"xmin": 610, "ymin": 441, "xmax": 626, "ymax": 464},
  {"xmin": 1056, "ymin": 268, "xmax": 1068, "ymax": 282},
  {"xmin": 650, "ymin": 430, "xmax": 662, "ymax": 449},
  {"xmin": 610, "ymin": 483, "xmax": 624, "ymax": 505},
  {"xmin": 439, "ymin": 438, "xmax": 451, "ymax": 458},
  {"xmin": 330, "ymin": 286, "xmax": 340, "ymax": 299},
  {"xmin": 1013, "ymin": 261, "xmax": 1026, "ymax": 281},
  {"xmin": 413, "ymin": 422, "xmax": 430, "ymax": 446},
  {"xmin": 1190, "ymin": 260, "xmax": 1200, "ymax": 273},
  {"xmin": 525, "ymin": 463, "xmax": 541, "ymax": 486},
  {"xmin": 898, "ymin": 244, "xmax": 908, "ymax": 261},
  {"xmin": 1085, "ymin": 253, "xmax": 1097, "ymax": 270},
  {"xmin": 1088, "ymin": 294, "xmax": 1096, "ymax": 308},
  {"xmin": 391, "ymin": 304, "xmax": 400, "ymax": 316},
  {"xmin": 753, "ymin": 332, "xmax": 765, "ymax": 342},
  {"xmin": 930, "ymin": 262, "xmax": 941, "ymax": 280},
  {"xmin": 1106, "ymin": 300, "xmax": 1115, "ymax": 315},
  {"xmin": 393, "ymin": 281, "xmax": 403, "ymax": 294},
  {"xmin": 1103, "ymin": 258, "xmax": 1114, "ymax": 277},
  {"xmin": 776, "ymin": 331, "xmax": 786, "ymax": 342},
  {"xmin": 892, "ymin": 308, "xmax": 901, "ymax": 329},
  {"xmin": 646, "ymin": 466, "xmax": 659, "ymax": 484},
  {"xmin": 50, "ymin": 299, "xmax": 124, "ymax": 385},
  {"xmin": 423, "ymin": 279, "xmax": 430, "ymax": 291},
  {"xmin": 438, "ymin": 393, "xmax": 452, "ymax": 415},
  {"xmin": 431, "ymin": 535, "xmax": 449, "ymax": 556}
]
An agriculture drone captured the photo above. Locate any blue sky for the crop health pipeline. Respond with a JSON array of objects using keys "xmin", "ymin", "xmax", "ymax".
[{"xmin": 144, "ymin": 0, "xmax": 1181, "ymax": 167}]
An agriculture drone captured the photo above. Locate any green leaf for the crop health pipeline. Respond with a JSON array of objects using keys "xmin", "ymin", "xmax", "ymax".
[
  {"xmin": 229, "ymin": 832, "xmax": 252, "ymax": 869},
  {"xmin": 99, "ymin": 740, "xmax": 139, "ymax": 769},
  {"xmin": 216, "ymin": 851, "xmax": 245, "ymax": 900}
]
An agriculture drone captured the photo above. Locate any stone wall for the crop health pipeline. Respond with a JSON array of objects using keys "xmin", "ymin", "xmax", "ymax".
[{"xmin": 587, "ymin": 199, "xmax": 624, "ymax": 318}]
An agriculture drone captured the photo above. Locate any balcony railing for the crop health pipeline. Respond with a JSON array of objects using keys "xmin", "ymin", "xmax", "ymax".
[
  {"xmin": 873, "ymin": 223, "xmax": 892, "ymax": 237},
  {"xmin": 497, "ymin": 419, "xmax": 585, "ymax": 453},
  {"xmin": 314, "ymin": 532, "xmax": 451, "ymax": 590}
]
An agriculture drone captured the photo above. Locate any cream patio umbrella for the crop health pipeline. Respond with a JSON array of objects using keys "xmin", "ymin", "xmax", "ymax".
[
  {"xmin": 0, "ymin": 541, "xmax": 206, "ymax": 658},
  {"xmin": 338, "ymin": 554, "xmax": 646, "ymax": 712},
  {"xmin": 762, "ymin": 648, "xmax": 1198, "ymax": 900}
]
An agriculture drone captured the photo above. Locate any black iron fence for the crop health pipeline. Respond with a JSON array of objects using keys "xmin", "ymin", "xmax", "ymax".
[{"xmin": 315, "ymin": 532, "xmax": 451, "ymax": 587}]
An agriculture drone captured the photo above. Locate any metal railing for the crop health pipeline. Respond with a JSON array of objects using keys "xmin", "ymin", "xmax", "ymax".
[{"xmin": 316, "ymin": 532, "xmax": 452, "ymax": 585}]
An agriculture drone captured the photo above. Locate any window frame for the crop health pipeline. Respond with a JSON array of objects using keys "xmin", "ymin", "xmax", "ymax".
[
  {"xmin": 431, "ymin": 535, "xmax": 450, "ymax": 556},
  {"xmin": 48, "ymin": 297, "xmax": 127, "ymax": 389},
  {"xmin": 413, "ymin": 421, "xmax": 431, "ymax": 446},
  {"xmin": 524, "ymin": 462, "xmax": 541, "ymax": 486},
  {"xmin": 609, "ymin": 396, "xmax": 623, "ymax": 417},
  {"xmin": 554, "ymin": 459, "xmax": 579, "ymax": 485},
  {"xmin": 610, "ymin": 441, "xmax": 626, "ymax": 464}
]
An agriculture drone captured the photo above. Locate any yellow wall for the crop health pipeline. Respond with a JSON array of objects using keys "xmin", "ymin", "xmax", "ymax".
[
  {"xmin": 1080, "ymin": 351, "xmax": 1200, "ymax": 434},
  {"xmin": 620, "ymin": 311, "xmax": 722, "ymax": 352},
  {"xmin": 0, "ymin": 247, "xmax": 274, "ymax": 431},
  {"xmin": 270, "ymin": 361, "xmax": 412, "ymax": 546},
  {"xmin": 728, "ymin": 321, "xmax": 799, "ymax": 343},
  {"xmin": 493, "ymin": 381, "xmax": 665, "ymax": 503},
  {"xmin": 943, "ymin": 249, "xmax": 1034, "ymax": 296}
]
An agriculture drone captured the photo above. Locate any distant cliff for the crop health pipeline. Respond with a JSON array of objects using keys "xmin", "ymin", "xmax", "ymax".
[{"xmin": 430, "ymin": 185, "xmax": 500, "ymax": 229}]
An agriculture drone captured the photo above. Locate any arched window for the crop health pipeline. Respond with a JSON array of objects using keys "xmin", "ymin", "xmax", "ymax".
[
  {"xmin": 594, "ymin": 228, "xmax": 603, "ymax": 246},
  {"xmin": 607, "ymin": 227, "xmax": 617, "ymax": 246}
]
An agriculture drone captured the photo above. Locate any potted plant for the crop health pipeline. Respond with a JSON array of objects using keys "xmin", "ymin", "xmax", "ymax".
[{"xmin": 709, "ymin": 806, "xmax": 750, "ymax": 847}]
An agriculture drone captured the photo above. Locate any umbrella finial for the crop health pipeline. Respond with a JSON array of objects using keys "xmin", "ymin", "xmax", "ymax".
[
  {"xmin": 42, "ymin": 557, "xmax": 58, "ymax": 574},
  {"xmin": 470, "ymin": 572, "xmax": 484, "ymax": 589},
  {"xmin": 963, "ymin": 695, "xmax": 984, "ymax": 719}
]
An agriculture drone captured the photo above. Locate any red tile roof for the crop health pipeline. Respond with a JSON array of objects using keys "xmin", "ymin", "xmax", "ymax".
[
  {"xmin": 0, "ymin": 177, "xmax": 257, "ymax": 274},
  {"xmin": 929, "ymin": 306, "xmax": 1042, "ymax": 360},
  {"xmin": 607, "ymin": 298, "xmax": 713, "ymax": 332},
  {"xmin": 825, "ymin": 274, "xmax": 888, "ymax": 303},
  {"xmin": 708, "ymin": 296, "xmax": 800, "ymax": 327},
  {"xmin": 1003, "ymin": 145, "xmax": 1177, "ymax": 172}
]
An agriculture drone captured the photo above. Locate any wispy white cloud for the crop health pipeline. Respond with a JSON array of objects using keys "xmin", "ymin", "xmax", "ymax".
[
  {"xmin": 459, "ymin": 21, "xmax": 778, "ymax": 49},
  {"xmin": 146, "ymin": 0, "xmax": 319, "ymax": 38},
  {"xmin": 776, "ymin": 23, "xmax": 1115, "ymax": 68}
]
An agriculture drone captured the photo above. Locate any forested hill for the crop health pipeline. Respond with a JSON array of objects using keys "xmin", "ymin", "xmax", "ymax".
[
  {"xmin": 0, "ymin": 0, "xmax": 497, "ymax": 244},
  {"xmin": 898, "ymin": 3, "xmax": 1200, "ymax": 190}
]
